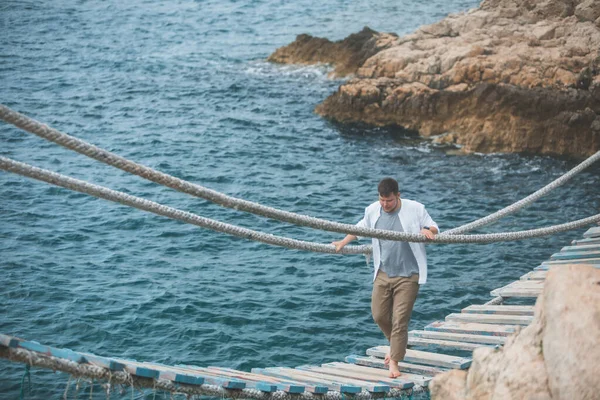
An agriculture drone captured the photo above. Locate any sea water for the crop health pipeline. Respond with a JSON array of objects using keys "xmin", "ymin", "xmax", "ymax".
[{"xmin": 1, "ymin": 0, "xmax": 599, "ymax": 398}]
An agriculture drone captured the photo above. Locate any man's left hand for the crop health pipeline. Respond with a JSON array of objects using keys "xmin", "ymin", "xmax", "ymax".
[{"xmin": 420, "ymin": 228, "xmax": 436, "ymax": 240}]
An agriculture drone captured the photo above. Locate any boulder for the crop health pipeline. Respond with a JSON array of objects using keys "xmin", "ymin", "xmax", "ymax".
[{"xmin": 429, "ymin": 264, "xmax": 600, "ymax": 400}]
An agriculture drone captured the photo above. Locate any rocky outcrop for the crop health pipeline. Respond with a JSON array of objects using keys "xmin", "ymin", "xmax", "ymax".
[
  {"xmin": 269, "ymin": 0, "xmax": 600, "ymax": 157},
  {"xmin": 429, "ymin": 264, "xmax": 600, "ymax": 400},
  {"xmin": 268, "ymin": 27, "xmax": 399, "ymax": 78}
]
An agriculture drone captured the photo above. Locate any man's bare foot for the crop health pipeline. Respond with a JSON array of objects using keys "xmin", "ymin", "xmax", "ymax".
[
  {"xmin": 384, "ymin": 353, "xmax": 390, "ymax": 366},
  {"xmin": 388, "ymin": 359, "xmax": 401, "ymax": 378}
]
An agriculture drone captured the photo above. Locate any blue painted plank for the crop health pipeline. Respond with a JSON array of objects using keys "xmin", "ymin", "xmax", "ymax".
[
  {"xmin": 18, "ymin": 340, "xmax": 49, "ymax": 354},
  {"xmin": 81, "ymin": 353, "xmax": 125, "ymax": 371},
  {"xmin": 535, "ymin": 262, "xmax": 600, "ymax": 270},
  {"xmin": 366, "ymin": 346, "xmax": 472, "ymax": 370},
  {"xmin": 174, "ymin": 374, "xmax": 205, "ymax": 386},
  {"xmin": 541, "ymin": 258, "xmax": 600, "ymax": 266},
  {"xmin": 572, "ymin": 238, "xmax": 600, "ymax": 246},
  {"xmin": 425, "ymin": 321, "xmax": 516, "ymax": 337},
  {"xmin": 258, "ymin": 367, "xmax": 363, "ymax": 393},
  {"xmin": 550, "ymin": 250, "xmax": 600, "ymax": 260},
  {"xmin": 135, "ymin": 362, "xmax": 208, "ymax": 386},
  {"xmin": 113, "ymin": 359, "xmax": 161, "ymax": 379},
  {"xmin": 298, "ymin": 365, "xmax": 413, "ymax": 390},
  {"xmin": 344, "ymin": 355, "xmax": 447, "ymax": 376},
  {"xmin": 0, "ymin": 334, "xmax": 20, "ymax": 348},
  {"xmin": 561, "ymin": 244, "xmax": 600, "ymax": 252},
  {"xmin": 296, "ymin": 365, "xmax": 405, "ymax": 391},
  {"xmin": 583, "ymin": 227, "xmax": 600, "ymax": 238},
  {"xmin": 174, "ymin": 365, "xmax": 247, "ymax": 390},
  {"xmin": 207, "ymin": 367, "xmax": 305, "ymax": 393},
  {"xmin": 48, "ymin": 347, "xmax": 87, "ymax": 363},
  {"xmin": 294, "ymin": 365, "xmax": 389, "ymax": 393},
  {"xmin": 250, "ymin": 368, "xmax": 328, "ymax": 394}
]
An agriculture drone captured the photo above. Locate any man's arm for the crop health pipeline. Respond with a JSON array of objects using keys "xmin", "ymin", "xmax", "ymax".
[
  {"xmin": 420, "ymin": 226, "xmax": 438, "ymax": 240},
  {"xmin": 332, "ymin": 234, "xmax": 358, "ymax": 252},
  {"xmin": 420, "ymin": 206, "xmax": 439, "ymax": 240}
]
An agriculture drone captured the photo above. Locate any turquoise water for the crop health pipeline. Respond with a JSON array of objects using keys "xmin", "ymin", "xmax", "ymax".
[{"xmin": 1, "ymin": 0, "xmax": 599, "ymax": 398}]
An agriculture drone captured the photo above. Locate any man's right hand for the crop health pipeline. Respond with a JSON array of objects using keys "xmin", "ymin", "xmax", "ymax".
[{"xmin": 331, "ymin": 241, "xmax": 345, "ymax": 253}]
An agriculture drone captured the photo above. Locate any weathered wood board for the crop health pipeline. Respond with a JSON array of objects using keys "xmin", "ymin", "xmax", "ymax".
[
  {"xmin": 366, "ymin": 346, "xmax": 472, "ymax": 369},
  {"xmin": 583, "ymin": 227, "xmax": 600, "ymax": 238},
  {"xmin": 345, "ymin": 355, "xmax": 448, "ymax": 376},
  {"xmin": 407, "ymin": 336, "xmax": 490, "ymax": 352},
  {"xmin": 550, "ymin": 250, "xmax": 600, "ymax": 260},
  {"xmin": 461, "ymin": 305, "xmax": 535, "ymax": 316},
  {"xmin": 321, "ymin": 362, "xmax": 431, "ymax": 387},
  {"xmin": 425, "ymin": 321, "xmax": 517, "ymax": 337},
  {"xmin": 446, "ymin": 312, "xmax": 533, "ymax": 326},
  {"xmin": 409, "ymin": 330, "xmax": 507, "ymax": 345}
]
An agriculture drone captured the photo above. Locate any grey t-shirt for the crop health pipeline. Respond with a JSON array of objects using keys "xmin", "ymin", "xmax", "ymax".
[{"xmin": 375, "ymin": 207, "xmax": 420, "ymax": 278}]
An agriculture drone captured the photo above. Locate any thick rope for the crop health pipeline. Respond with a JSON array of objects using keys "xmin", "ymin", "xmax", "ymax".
[
  {"xmin": 2, "ymin": 156, "xmax": 600, "ymax": 247},
  {"xmin": 2, "ymin": 104, "xmax": 598, "ymax": 242},
  {"xmin": 0, "ymin": 156, "xmax": 367, "ymax": 254},
  {"xmin": 442, "ymin": 150, "xmax": 600, "ymax": 235}
]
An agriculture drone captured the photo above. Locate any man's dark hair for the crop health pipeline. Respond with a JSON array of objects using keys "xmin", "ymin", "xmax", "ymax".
[{"xmin": 378, "ymin": 177, "xmax": 399, "ymax": 196}]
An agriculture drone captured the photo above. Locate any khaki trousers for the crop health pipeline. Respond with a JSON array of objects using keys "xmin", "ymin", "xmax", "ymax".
[{"xmin": 371, "ymin": 271, "xmax": 420, "ymax": 362}]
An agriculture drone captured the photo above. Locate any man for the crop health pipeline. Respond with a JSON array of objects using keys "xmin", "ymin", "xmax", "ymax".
[{"xmin": 332, "ymin": 177, "xmax": 438, "ymax": 378}]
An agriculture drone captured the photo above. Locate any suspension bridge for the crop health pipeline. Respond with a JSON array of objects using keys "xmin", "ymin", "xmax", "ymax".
[{"xmin": 1, "ymin": 104, "xmax": 599, "ymax": 398}]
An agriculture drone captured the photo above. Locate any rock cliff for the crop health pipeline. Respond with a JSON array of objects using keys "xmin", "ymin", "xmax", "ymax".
[
  {"xmin": 429, "ymin": 264, "xmax": 600, "ymax": 400},
  {"xmin": 269, "ymin": 0, "xmax": 600, "ymax": 157}
]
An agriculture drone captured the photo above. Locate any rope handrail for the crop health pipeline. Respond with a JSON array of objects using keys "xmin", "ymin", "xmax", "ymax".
[
  {"xmin": 0, "ymin": 156, "xmax": 369, "ymax": 254},
  {"xmin": 1, "ymin": 104, "xmax": 598, "ymax": 242},
  {"xmin": 442, "ymin": 151, "xmax": 600, "ymax": 235},
  {"xmin": 2, "ymin": 156, "xmax": 600, "ymax": 249}
]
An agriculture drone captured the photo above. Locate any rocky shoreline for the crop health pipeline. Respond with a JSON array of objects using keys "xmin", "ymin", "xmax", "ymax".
[{"xmin": 269, "ymin": 0, "xmax": 600, "ymax": 157}]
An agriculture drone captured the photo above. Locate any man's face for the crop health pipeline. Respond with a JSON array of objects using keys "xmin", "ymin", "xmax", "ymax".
[{"xmin": 379, "ymin": 192, "xmax": 400, "ymax": 213}]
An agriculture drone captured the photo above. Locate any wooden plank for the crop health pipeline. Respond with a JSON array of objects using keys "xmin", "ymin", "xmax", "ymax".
[
  {"xmin": 111, "ymin": 358, "xmax": 161, "ymax": 379},
  {"xmin": 16, "ymin": 340, "xmax": 49, "ymax": 354},
  {"xmin": 407, "ymin": 336, "xmax": 491, "ymax": 352},
  {"xmin": 550, "ymin": 250, "xmax": 600, "ymax": 260},
  {"xmin": 81, "ymin": 353, "xmax": 126, "ymax": 372},
  {"xmin": 490, "ymin": 280, "xmax": 543, "ymax": 297},
  {"xmin": 540, "ymin": 258, "xmax": 600, "ymax": 266},
  {"xmin": 256, "ymin": 367, "xmax": 362, "ymax": 393},
  {"xmin": 536, "ymin": 262, "xmax": 600, "ymax": 270},
  {"xmin": 425, "ymin": 321, "xmax": 517, "ymax": 337},
  {"xmin": 172, "ymin": 365, "xmax": 248, "ymax": 389},
  {"xmin": 461, "ymin": 305, "xmax": 535, "ymax": 316},
  {"xmin": 366, "ymin": 346, "xmax": 471, "ymax": 369},
  {"xmin": 130, "ymin": 361, "xmax": 206, "ymax": 386},
  {"xmin": 0, "ymin": 334, "xmax": 21, "ymax": 348},
  {"xmin": 492, "ymin": 280, "xmax": 545, "ymax": 290},
  {"xmin": 561, "ymin": 244, "xmax": 600, "ymax": 252},
  {"xmin": 490, "ymin": 288, "xmax": 540, "ymax": 298},
  {"xmin": 290, "ymin": 367, "xmax": 390, "ymax": 393},
  {"xmin": 409, "ymin": 330, "xmax": 506, "ymax": 345},
  {"xmin": 520, "ymin": 271, "xmax": 547, "ymax": 281},
  {"xmin": 345, "ymin": 355, "xmax": 448, "ymax": 376},
  {"xmin": 583, "ymin": 227, "xmax": 600, "ymax": 238},
  {"xmin": 250, "ymin": 368, "xmax": 328, "ymax": 394},
  {"xmin": 572, "ymin": 238, "xmax": 600, "ymax": 246},
  {"xmin": 446, "ymin": 313, "xmax": 533, "ymax": 326},
  {"xmin": 321, "ymin": 362, "xmax": 431, "ymax": 388},
  {"xmin": 206, "ymin": 367, "xmax": 305, "ymax": 393},
  {"xmin": 47, "ymin": 347, "xmax": 87, "ymax": 363},
  {"xmin": 297, "ymin": 365, "xmax": 413, "ymax": 390}
]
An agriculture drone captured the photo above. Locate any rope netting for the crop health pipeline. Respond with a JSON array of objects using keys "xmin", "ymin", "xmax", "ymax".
[
  {"xmin": 1, "ymin": 346, "xmax": 414, "ymax": 400},
  {"xmin": 1, "ymin": 104, "xmax": 599, "ymax": 244}
]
